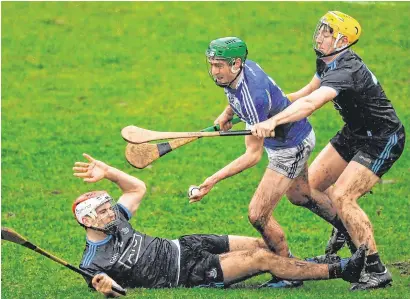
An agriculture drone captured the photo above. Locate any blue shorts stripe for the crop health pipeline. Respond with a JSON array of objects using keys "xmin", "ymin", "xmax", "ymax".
[
  {"xmin": 371, "ymin": 135, "xmax": 393, "ymax": 172},
  {"xmin": 372, "ymin": 134, "xmax": 397, "ymax": 173},
  {"xmin": 376, "ymin": 133, "xmax": 397, "ymax": 173}
]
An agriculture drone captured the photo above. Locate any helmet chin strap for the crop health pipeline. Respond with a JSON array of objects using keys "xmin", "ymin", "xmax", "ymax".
[
  {"xmin": 83, "ymin": 218, "xmax": 119, "ymax": 235},
  {"xmin": 87, "ymin": 225, "xmax": 118, "ymax": 235},
  {"xmin": 213, "ymin": 66, "xmax": 243, "ymax": 88},
  {"xmin": 315, "ymin": 39, "xmax": 359, "ymax": 58}
]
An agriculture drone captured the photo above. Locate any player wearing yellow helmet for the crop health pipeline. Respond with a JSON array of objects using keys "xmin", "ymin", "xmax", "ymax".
[
  {"xmin": 313, "ymin": 11, "xmax": 361, "ymax": 58},
  {"xmin": 252, "ymin": 11, "xmax": 405, "ymax": 291}
]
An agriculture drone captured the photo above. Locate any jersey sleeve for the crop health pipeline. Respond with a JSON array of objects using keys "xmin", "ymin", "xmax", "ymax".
[
  {"xmin": 117, "ymin": 203, "xmax": 132, "ymax": 221},
  {"xmin": 320, "ymin": 68, "xmax": 354, "ymax": 95}
]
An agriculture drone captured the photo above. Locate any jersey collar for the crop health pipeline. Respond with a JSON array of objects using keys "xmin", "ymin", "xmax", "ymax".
[
  {"xmin": 86, "ymin": 234, "xmax": 112, "ymax": 245},
  {"xmin": 326, "ymin": 49, "xmax": 351, "ymax": 66}
]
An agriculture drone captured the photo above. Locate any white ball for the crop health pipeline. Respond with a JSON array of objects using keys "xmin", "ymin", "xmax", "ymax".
[{"xmin": 188, "ymin": 185, "xmax": 200, "ymax": 198}]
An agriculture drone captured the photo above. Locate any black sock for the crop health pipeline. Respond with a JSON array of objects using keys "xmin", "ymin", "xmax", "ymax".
[
  {"xmin": 330, "ymin": 217, "xmax": 348, "ymax": 234},
  {"xmin": 330, "ymin": 218, "xmax": 358, "ymax": 254},
  {"xmin": 328, "ymin": 263, "xmax": 342, "ymax": 279},
  {"xmin": 365, "ymin": 253, "xmax": 386, "ymax": 273}
]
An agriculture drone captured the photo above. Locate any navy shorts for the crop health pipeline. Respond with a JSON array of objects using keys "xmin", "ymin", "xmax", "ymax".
[
  {"xmin": 330, "ymin": 125, "xmax": 405, "ymax": 177},
  {"xmin": 177, "ymin": 234, "xmax": 229, "ymax": 288}
]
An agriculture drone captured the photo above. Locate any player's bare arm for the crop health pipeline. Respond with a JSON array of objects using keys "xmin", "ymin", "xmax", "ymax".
[
  {"xmin": 287, "ymin": 75, "xmax": 321, "ymax": 102},
  {"xmin": 189, "ymin": 134, "xmax": 264, "ymax": 203},
  {"xmin": 252, "ymin": 86, "xmax": 337, "ymax": 138},
  {"xmin": 214, "ymin": 105, "xmax": 235, "ymax": 131},
  {"xmin": 73, "ymin": 153, "xmax": 146, "ymax": 215}
]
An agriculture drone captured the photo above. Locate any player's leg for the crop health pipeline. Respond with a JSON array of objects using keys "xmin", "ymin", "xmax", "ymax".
[
  {"xmin": 254, "ymin": 129, "xmax": 316, "ymax": 257},
  {"xmin": 178, "ymin": 234, "xmax": 268, "ymax": 256},
  {"xmin": 330, "ymin": 162, "xmax": 379, "ymax": 253},
  {"xmin": 332, "ymin": 125, "xmax": 404, "ymax": 290},
  {"xmin": 228, "ymin": 235, "xmax": 268, "ymax": 251},
  {"xmin": 287, "ymin": 143, "xmax": 348, "ymax": 221},
  {"xmin": 286, "ymin": 132, "xmax": 356, "ymax": 254},
  {"xmin": 286, "ymin": 161, "xmax": 339, "ymax": 223},
  {"xmin": 248, "ymin": 168, "xmax": 293, "ymax": 257},
  {"xmin": 254, "ymin": 130, "xmax": 316, "ymax": 288},
  {"xmin": 219, "ymin": 245, "xmax": 366, "ymax": 285},
  {"xmin": 329, "ymin": 161, "xmax": 392, "ymax": 290}
]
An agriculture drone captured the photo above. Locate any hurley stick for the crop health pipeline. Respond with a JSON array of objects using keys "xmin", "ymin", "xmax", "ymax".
[
  {"xmin": 1, "ymin": 227, "xmax": 127, "ymax": 296},
  {"xmin": 125, "ymin": 118, "xmax": 242, "ymax": 168},
  {"xmin": 122, "ymin": 126, "xmax": 250, "ymax": 144}
]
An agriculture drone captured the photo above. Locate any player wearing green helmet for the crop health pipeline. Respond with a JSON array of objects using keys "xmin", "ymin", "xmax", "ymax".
[
  {"xmin": 205, "ymin": 37, "xmax": 248, "ymax": 87},
  {"xmin": 191, "ymin": 37, "xmax": 315, "ymax": 289}
]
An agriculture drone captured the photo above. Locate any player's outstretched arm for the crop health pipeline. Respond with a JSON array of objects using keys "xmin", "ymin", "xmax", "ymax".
[
  {"xmin": 287, "ymin": 75, "xmax": 321, "ymax": 102},
  {"xmin": 189, "ymin": 135, "xmax": 263, "ymax": 203},
  {"xmin": 73, "ymin": 153, "xmax": 110, "ymax": 183},
  {"xmin": 252, "ymin": 86, "xmax": 336, "ymax": 138},
  {"xmin": 73, "ymin": 153, "xmax": 146, "ymax": 216}
]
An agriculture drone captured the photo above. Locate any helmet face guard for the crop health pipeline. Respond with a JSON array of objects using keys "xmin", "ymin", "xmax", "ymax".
[
  {"xmin": 73, "ymin": 193, "xmax": 120, "ymax": 235},
  {"xmin": 205, "ymin": 57, "xmax": 242, "ymax": 88},
  {"xmin": 313, "ymin": 11, "xmax": 361, "ymax": 58},
  {"xmin": 205, "ymin": 37, "xmax": 248, "ymax": 87}
]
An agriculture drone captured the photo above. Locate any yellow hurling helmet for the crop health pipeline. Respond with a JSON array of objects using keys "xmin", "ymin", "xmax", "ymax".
[{"xmin": 313, "ymin": 11, "xmax": 362, "ymax": 58}]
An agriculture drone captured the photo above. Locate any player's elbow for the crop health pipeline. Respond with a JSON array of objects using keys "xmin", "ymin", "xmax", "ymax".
[
  {"xmin": 141, "ymin": 180, "xmax": 147, "ymax": 191},
  {"xmin": 131, "ymin": 179, "xmax": 147, "ymax": 196},
  {"xmin": 138, "ymin": 181, "xmax": 147, "ymax": 197}
]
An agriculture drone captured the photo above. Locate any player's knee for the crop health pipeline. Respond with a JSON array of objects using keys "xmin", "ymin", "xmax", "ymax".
[
  {"xmin": 288, "ymin": 193, "xmax": 308, "ymax": 207},
  {"xmin": 286, "ymin": 187, "xmax": 312, "ymax": 207},
  {"xmin": 255, "ymin": 238, "xmax": 268, "ymax": 249},
  {"xmin": 248, "ymin": 213, "xmax": 266, "ymax": 232},
  {"xmin": 252, "ymin": 248, "xmax": 273, "ymax": 270}
]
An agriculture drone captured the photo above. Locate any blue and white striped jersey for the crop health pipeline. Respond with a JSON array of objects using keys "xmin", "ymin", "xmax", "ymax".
[{"xmin": 224, "ymin": 60, "xmax": 312, "ymax": 149}]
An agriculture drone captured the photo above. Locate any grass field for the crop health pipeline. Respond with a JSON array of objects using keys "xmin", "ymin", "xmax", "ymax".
[{"xmin": 1, "ymin": 2, "xmax": 409, "ymax": 298}]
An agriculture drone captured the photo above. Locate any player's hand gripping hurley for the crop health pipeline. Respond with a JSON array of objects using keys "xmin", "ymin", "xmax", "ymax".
[{"xmin": 1, "ymin": 227, "xmax": 127, "ymax": 296}]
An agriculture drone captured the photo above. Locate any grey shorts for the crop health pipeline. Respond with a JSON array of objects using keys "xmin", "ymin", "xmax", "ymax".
[{"xmin": 265, "ymin": 130, "xmax": 316, "ymax": 179}]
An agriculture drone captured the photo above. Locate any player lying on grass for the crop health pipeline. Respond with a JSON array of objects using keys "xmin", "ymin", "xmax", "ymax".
[{"xmin": 73, "ymin": 153, "xmax": 366, "ymax": 297}]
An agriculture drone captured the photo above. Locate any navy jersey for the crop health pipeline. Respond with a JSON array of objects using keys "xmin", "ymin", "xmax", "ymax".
[
  {"xmin": 316, "ymin": 50, "xmax": 402, "ymax": 138},
  {"xmin": 79, "ymin": 204, "xmax": 180, "ymax": 289},
  {"xmin": 224, "ymin": 60, "xmax": 312, "ymax": 149}
]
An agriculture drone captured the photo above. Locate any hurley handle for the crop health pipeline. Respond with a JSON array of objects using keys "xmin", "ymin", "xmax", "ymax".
[{"xmin": 202, "ymin": 117, "xmax": 242, "ymax": 132}]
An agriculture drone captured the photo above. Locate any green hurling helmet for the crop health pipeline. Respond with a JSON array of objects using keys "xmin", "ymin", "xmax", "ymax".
[{"xmin": 205, "ymin": 37, "xmax": 248, "ymax": 65}]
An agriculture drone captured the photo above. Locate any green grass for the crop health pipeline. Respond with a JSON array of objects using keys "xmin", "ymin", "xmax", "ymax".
[{"xmin": 2, "ymin": 2, "xmax": 409, "ymax": 298}]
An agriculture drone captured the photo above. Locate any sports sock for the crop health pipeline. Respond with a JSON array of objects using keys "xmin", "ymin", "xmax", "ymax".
[
  {"xmin": 330, "ymin": 217, "xmax": 348, "ymax": 234},
  {"xmin": 329, "ymin": 217, "xmax": 358, "ymax": 253},
  {"xmin": 328, "ymin": 263, "xmax": 342, "ymax": 279},
  {"xmin": 365, "ymin": 253, "xmax": 386, "ymax": 273}
]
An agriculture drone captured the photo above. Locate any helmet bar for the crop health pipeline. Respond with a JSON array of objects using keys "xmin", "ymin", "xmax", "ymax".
[
  {"xmin": 74, "ymin": 193, "xmax": 113, "ymax": 224},
  {"xmin": 315, "ymin": 39, "xmax": 359, "ymax": 58}
]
